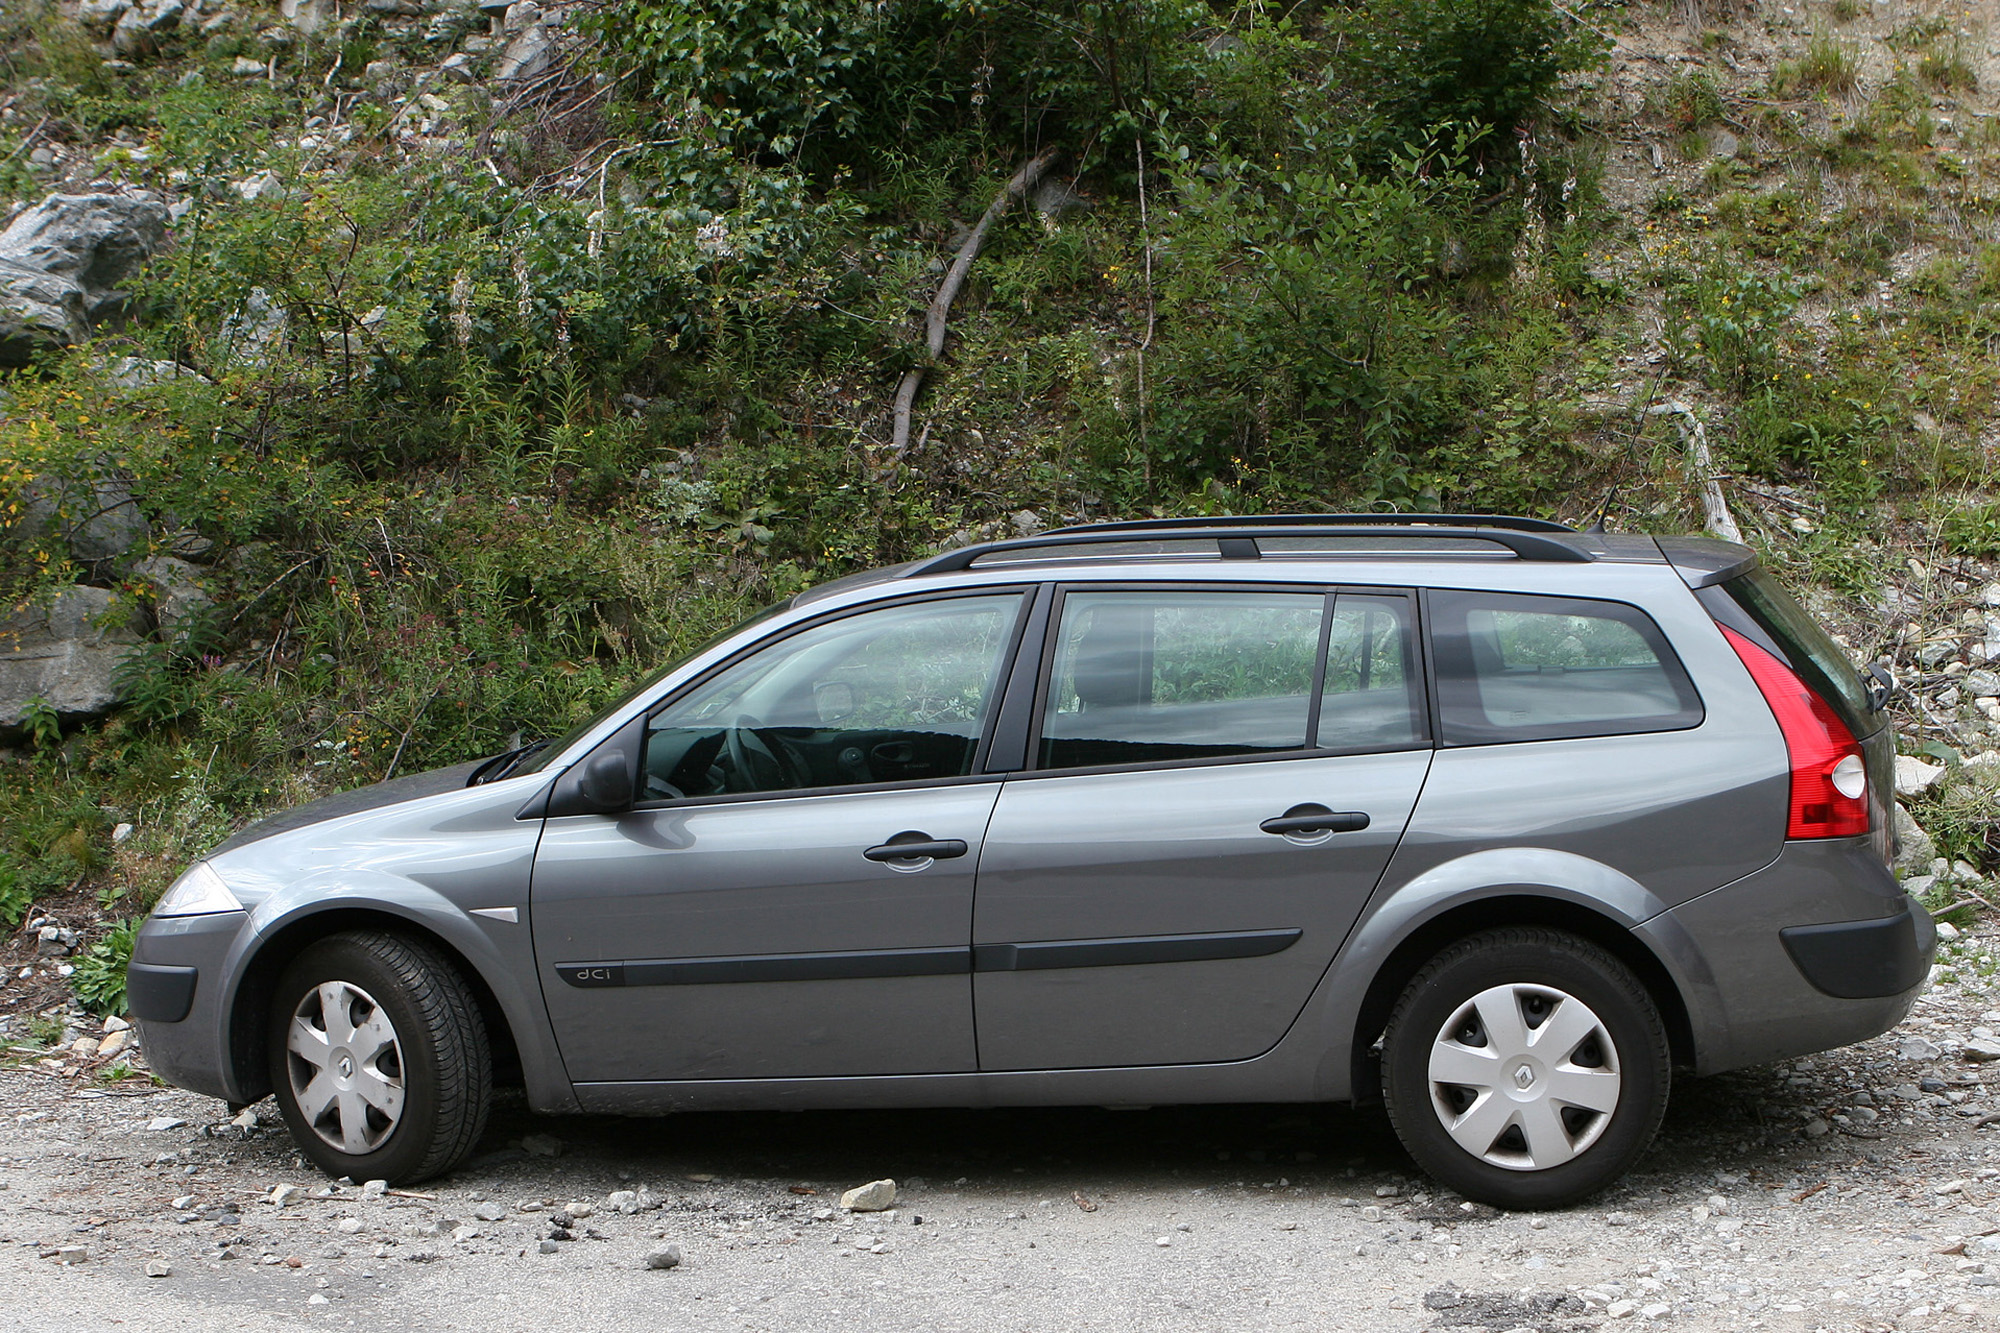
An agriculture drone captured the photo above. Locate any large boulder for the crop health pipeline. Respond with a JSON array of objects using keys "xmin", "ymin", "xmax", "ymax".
[
  {"xmin": 493, "ymin": 23, "xmax": 554, "ymax": 85},
  {"xmin": 0, "ymin": 587, "xmax": 140, "ymax": 732},
  {"xmin": 0, "ymin": 193, "xmax": 170, "ymax": 366},
  {"xmin": 6, "ymin": 476, "xmax": 149, "ymax": 563}
]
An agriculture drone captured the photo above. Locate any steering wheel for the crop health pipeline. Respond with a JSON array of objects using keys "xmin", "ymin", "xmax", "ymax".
[{"xmin": 725, "ymin": 713, "xmax": 807, "ymax": 792}]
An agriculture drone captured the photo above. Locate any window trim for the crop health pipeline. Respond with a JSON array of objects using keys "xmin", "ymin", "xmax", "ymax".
[
  {"xmin": 1424, "ymin": 588, "xmax": 1706, "ymax": 747},
  {"xmin": 624, "ymin": 585, "xmax": 1037, "ymax": 811},
  {"xmin": 1020, "ymin": 581, "xmax": 1430, "ymax": 778}
]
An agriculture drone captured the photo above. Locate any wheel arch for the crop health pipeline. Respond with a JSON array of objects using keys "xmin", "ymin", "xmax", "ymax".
[
  {"xmin": 225, "ymin": 908, "xmax": 524, "ymax": 1105},
  {"xmin": 1347, "ymin": 894, "xmax": 1696, "ymax": 1106}
]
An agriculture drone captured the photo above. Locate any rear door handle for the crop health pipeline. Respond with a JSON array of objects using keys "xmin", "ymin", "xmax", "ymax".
[
  {"xmin": 863, "ymin": 834, "xmax": 970, "ymax": 862},
  {"xmin": 1260, "ymin": 805, "xmax": 1369, "ymax": 836}
]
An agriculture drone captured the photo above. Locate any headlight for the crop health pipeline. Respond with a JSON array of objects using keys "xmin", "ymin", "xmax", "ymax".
[{"xmin": 152, "ymin": 862, "xmax": 243, "ymax": 917}]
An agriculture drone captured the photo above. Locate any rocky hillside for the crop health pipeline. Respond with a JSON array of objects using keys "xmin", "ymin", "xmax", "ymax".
[{"xmin": 2, "ymin": 0, "xmax": 2000, "ymax": 1022}]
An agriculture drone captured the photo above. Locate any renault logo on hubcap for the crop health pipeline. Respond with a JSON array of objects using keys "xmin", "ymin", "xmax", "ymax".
[
  {"xmin": 337, "ymin": 1055, "xmax": 354, "ymax": 1079},
  {"xmin": 1513, "ymin": 1063, "xmax": 1535, "ymax": 1091}
]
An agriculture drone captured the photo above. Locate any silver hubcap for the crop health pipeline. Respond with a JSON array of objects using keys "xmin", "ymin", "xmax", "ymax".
[
  {"xmin": 1427, "ymin": 983, "xmax": 1622, "ymax": 1172},
  {"xmin": 286, "ymin": 980, "xmax": 406, "ymax": 1156}
]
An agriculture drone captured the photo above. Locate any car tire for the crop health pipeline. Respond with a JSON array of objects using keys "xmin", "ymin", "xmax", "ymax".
[
  {"xmin": 1381, "ymin": 927, "xmax": 1670, "ymax": 1210},
  {"xmin": 266, "ymin": 930, "xmax": 491, "ymax": 1184}
]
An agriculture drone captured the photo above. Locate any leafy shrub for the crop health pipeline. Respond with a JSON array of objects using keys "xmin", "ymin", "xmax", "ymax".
[
  {"xmin": 0, "ymin": 862, "xmax": 31, "ymax": 929},
  {"xmin": 1340, "ymin": 0, "xmax": 1604, "ymax": 170},
  {"xmin": 591, "ymin": 0, "xmax": 1209, "ymax": 171},
  {"xmin": 74, "ymin": 918, "xmax": 138, "ymax": 1017}
]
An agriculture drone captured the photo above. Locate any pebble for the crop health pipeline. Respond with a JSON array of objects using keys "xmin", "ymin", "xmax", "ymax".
[
  {"xmin": 473, "ymin": 1204, "xmax": 508, "ymax": 1222},
  {"xmin": 1964, "ymin": 1038, "xmax": 2000, "ymax": 1062},
  {"xmin": 1899, "ymin": 1035, "xmax": 1944, "ymax": 1061},
  {"xmin": 361, "ymin": 1179, "xmax": 388, "ymax": 1199},
  {"xmin": 337, "ymin": 1218, "xmax": 365, "ymax": 1234},
  {"xmin": 519, "ymin": 1134, "xmax": 563, "ymax": 1157},
  {"xmin": 147, "ymin": 1118, "xmax": 186, "ymax": 1132},
  {"xmin": 145, "ymin": 1259, "xmax": 170, "ymax": 1278},
  {"xmin": 644, "ymin": 1245, "xmax": 682, "ymax": 1270},
  {"xmin": 564, "ymin": 1202, "xmax": 593, "ymax": 1220},
  {"xmin": 538, "ymin": 1239, "xmax": 561, "ymax": 1254},
  {"xmin": 841, "ymin": 1179, "xmax": 897, "ymax": 1212},
  {"xmin": 270, "ymin": 1184, "xmax": 304, "ymax": 1207}
]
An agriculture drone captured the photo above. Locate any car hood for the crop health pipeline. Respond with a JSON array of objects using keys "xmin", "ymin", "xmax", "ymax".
[{"xmin": 207, "ymin": 760, "xmax": 487, "ymax": 857}]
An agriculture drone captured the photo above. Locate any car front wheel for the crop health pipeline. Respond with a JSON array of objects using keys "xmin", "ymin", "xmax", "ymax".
[
  {"xmin": 1381, "ymin": 927, "xmax": 1670, "ymax": 1209},
  {"xmin": 266, "ymin": 930, "xmax": 491, "ymax": 1184}
]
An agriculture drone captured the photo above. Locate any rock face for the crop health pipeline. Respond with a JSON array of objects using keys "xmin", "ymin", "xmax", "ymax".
[
  {"xmin": 7, "ymin": 476, "xmax": 149, "ymax": 564},
  {"xmin": 134, "ymin": 555, "xmax": 213, "ymax": 632},
  {"xmin": 0, "ymin": 587, "xmax": 139, "ymax": 731},
  {"xmin": 0, "ymin": 193, "xmax": 170, "ymax": 367},
  {"xmin": 493, "ymin": 23, "xmax": 554, "ymax": 84}
]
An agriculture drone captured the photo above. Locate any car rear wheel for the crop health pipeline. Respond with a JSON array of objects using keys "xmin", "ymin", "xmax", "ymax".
[
  {"xmin": 267, "ymin": 930, "xmax": 491, "ymax": 1184},
  {"xmin": 1381, "ymin": 927, "xmax": 1670, "ymax": 1209}
]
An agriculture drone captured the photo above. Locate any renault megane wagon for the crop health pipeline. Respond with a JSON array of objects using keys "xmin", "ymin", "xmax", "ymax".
[{"xmin": 127, "ymin": 514, "xmax": 1933, "ymax": 1208}]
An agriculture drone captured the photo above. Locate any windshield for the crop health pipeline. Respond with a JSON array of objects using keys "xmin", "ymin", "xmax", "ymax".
[{"xmin": 507, "ymin": 598, "xmax": 795, "ymax": 777}]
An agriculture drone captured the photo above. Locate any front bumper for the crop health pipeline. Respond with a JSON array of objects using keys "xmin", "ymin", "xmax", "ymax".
[
  {"xmin": 1642, "ymin": 837, "xmax": 1934, "ymax": 1075},
  {"xmin": 127, "ymin": 910, "xmax": 249, "ymax": 1103}
]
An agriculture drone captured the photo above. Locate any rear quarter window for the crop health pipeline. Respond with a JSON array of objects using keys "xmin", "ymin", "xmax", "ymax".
[{"xmin": 1429, "ymin": 591, "xmax": 1705, "ymax": 745}]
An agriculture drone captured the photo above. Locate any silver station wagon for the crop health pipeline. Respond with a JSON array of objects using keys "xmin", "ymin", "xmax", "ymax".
[{"xmin": 127, "ymin": 514, "xmax": 1933, "ymax": 1208}]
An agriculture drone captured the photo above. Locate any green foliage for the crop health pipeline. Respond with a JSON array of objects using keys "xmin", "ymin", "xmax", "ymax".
[
  {"xmin": 1339, "ymin": 0, "xmax": 1606, "ymax": 170},
  {"xmin": 73, "ymin": 918, "xmax": 138, "ymax": 1017},
  {"xmin": 0, "ymin": 863, "xmax": 30, "ymax": 929},
  {"xmin": 593, "ymin": 0, "xmax": 1209, "ymax": 172},
  {"xmin": 19, "ymin": 698, "xmax": 62, "ymax": 750},
  {"xmin": 1773, "ymin": 35, "xmax": 1859, "ymax": 98}
]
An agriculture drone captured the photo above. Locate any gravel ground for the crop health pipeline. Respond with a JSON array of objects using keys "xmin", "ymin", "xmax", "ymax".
[{"xmin": 4, "ymin": 922, "xmax": 2000, "ymax": 1332}]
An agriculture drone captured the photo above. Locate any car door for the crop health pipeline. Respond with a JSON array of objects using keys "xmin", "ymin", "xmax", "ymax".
[
  {"xmin": 972, "ymin": 587, "xmax": 1432, "ymax": 1070},
  {"xmin": 531, "ymin": 590, "xmax": 1029, "ymax": 1084}
]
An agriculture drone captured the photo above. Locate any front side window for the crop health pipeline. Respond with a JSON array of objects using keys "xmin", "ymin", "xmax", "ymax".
[
  {"xmin": 1038, "ymin": 590, "xmax": 1326, "ymax": 769},
  {"xmin": 1430, "ymin": 591, "xmax": 1703, "ymax": 744},
  {"xmin": 642, "ymin": 593, "xmax": 1024, "ymax": 798}
]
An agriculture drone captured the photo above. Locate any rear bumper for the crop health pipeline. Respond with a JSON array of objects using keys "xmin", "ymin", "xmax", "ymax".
[
  {"xmin": 1641, "ymin": 837, "xmax": 1933, "ymax": 1075},
  {"xmin": 1781, "ymin": 905, "xmax": 1932, "ymax": 999},
  {"xmin": 127, "ymin": 910, "xmax": 247, "ymax": 1104}
]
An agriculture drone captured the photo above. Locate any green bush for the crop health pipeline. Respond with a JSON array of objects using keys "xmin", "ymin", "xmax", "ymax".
[
  {"xmin": 1340, "ymin": 0, "xmax": 1604, "ymax": 171},
  {"xmin": 74, "ymin": 918, "xmax": 139, "ymax": 1018}
]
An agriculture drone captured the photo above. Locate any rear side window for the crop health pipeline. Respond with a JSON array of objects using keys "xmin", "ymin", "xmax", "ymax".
[
  {"xmin": 1703, "ymin": 569, "xmax": 1874, "ymax": 737},
  {"xmin": 1319, "ymin": 595, "xmax": 1424, "ymax": 748},
  {"xmin": 1430, "ymin": 591, "xmax": 1704, "ymax": 745}
]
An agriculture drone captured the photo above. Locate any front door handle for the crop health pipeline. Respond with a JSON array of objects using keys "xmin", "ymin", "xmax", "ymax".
[
  {"xmin": 1260, "ymin": 804, "xmax": 1369, "ymax": 836},
  {"xmin": 863, "ymin": 833, "xmax": 970, "ymax": 862}
]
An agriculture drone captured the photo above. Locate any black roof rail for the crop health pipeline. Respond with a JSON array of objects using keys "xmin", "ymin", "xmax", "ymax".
[
  {"xmin": 1043, "ymin": 512, "xmax": 1576, "ymax": 536},
  {"xmin": 903, "ymin": 522, "xmax": 1593, "ymax": 577}
]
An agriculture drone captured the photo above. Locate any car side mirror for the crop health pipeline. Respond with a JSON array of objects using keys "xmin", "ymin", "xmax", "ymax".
[
  {"xmin": 576, "ymin": 748, "xmax": 634, "ymax": 810},
  {"xmin": 544, "ymin": 716, "xmax": 643, "ymax": 817},
  {"xmin": 814, "ymin": 680, "xmax": 857, "ymax": 724}
]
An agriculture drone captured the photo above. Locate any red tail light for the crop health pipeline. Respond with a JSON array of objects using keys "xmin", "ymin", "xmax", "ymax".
[{"xmin": 1720, "ymin": 625, "xmax": 1869, "ymax": 839}]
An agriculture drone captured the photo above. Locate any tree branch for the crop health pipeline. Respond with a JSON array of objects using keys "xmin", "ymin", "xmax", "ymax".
[{"xmin": 886, "ymin": 148, "xmax": 1061, "ymax": 470}]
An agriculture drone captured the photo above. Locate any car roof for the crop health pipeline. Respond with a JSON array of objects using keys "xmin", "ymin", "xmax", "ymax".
[{"xmin": 793, "ymin": 514, "xmax": 1697, "ymax": 608}]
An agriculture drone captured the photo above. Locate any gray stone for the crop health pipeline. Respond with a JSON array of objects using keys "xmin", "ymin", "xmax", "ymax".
[
  {"xmin": 0, "ymin": 586, "xmax": 141, "ymax": 732},
  {"xmin": 232, "ymin": 56, "xmax": 267, "ymax": 77},
  {"xmin": 1895, "ymin": 756, "xmax": 1944, "ymax": 798},
  {"xmin": 217, "ymin": 287, "xmax": 287, "ymax": 365},
  {"xmin": 0, "ymin": 192, "xmax": 170, "ymax": 364},
  {"xmin": 1894, "ymin": 804, "xmax": 1937, "ymax": 878},
  {"xmin": 78, "ymin": 0, "xmax": 132, "ymax": 29},
  {"xmin": 502, "ymin": 1, "xmax": 540, "ymax": 33},
  {"xmin": 840, "ymin": 1179, "xmax": 897, "ymax": 1212},
  {"xmin": 472, "ymin": 1203, "xmax": 507, "ymax": 1222},
  {"xmin": 537, "ymin": 1238, "xmax": 560, "ymax": 1254},
  {"xmin": 279, "ymin": 0, "xmax": 327, "ymax": 33},
  {"xmin": 145, "ymin": 1258, "xmax": 171, "ymax": 1277},
  {"xmin": 270, "ymin": 1183, "xmax": 304, "ymax": 1206},
  {"xmin": 643, "ymin": 1245, "xmax": 682, "ymax": 1270},
  {"xmin": 519, "ymin": 1133, "xmax": 563, "ymax": 1157},
  {"xmin": 1967, "ymin": 670, "xmax": 2000, "ymax": 697},
  {"xmin": 440, "ymin": 52, "xmax": 478, "ymax": 83},
  {"xmin": 134, "ymin": 555, "xmax": 213, "ymax": 632},
  {"xmin": 1963, "ymin": 1038, "xmax": 2000, "ymax": 1062},
  {"xmin": 1898, "ymin": 1036, "xmax": 1943, "ymax": 1062},
  {"xmin": 492, "ymin": 23, "xmax": 553, "ymax": 84}
]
